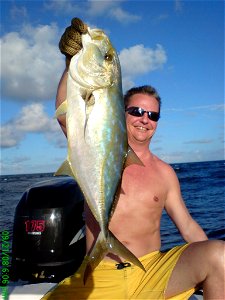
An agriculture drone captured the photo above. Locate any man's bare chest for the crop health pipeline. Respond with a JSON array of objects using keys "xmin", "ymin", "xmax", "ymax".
[
  {"xmin": 118, "ymin": 166, "xmax": 166, "ymax": 211},
  {"xmin": 124, "ymin": 165, "xmax": 165, "ymax": 192}
]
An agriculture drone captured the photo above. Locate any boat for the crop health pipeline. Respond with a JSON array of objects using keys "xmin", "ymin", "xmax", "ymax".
[{"xmin": 8, "ymin": 178, "xmax": 203, "ymax": 299}]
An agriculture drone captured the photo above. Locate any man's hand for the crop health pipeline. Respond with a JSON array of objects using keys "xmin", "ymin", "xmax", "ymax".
[
  {"xmin": 56, "ymin": 18, "xmax": 88, "ymax": 135},
  {"xmin": 59, "ymin": 17, "xmax": 88, "ymax": 67}
]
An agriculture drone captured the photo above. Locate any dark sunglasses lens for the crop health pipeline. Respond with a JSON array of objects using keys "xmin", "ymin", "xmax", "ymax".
[
  {"xmin": 128, "ymin": 107, "xmax": 143, "ymax": 116},
  {"xmin": 148, "ymin": 112, "xmax": 160, "ymax": 121},
  {"xmin": 126, "ymin": 107, "xmax": 160, "ymax": 121}
]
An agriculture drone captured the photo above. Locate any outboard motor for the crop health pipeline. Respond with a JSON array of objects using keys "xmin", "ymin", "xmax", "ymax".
[{"xmin": 11, "ymin": 177, "xmax": 86, "ymax": 282}]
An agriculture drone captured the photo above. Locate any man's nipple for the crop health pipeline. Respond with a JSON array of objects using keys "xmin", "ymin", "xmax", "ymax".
[{"xmin": 153, "ymin": 196, "xmax": 159, "ymax": 202}]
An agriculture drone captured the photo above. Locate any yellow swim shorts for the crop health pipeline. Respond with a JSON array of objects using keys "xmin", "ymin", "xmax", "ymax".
[{"xmin": 42, "ymin": 244, "xmax": 197, "ymax": 299}]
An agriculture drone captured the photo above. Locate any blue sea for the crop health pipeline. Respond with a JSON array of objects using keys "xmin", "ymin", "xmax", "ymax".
[{"xmin": 0, "ymin": 160, "xmax": 225, "ymax": 252}]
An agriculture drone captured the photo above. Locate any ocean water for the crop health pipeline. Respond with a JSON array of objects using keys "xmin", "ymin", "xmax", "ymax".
[{"xmin": 0, "ymin": 160, "xmax": 225, "ymax": 252}]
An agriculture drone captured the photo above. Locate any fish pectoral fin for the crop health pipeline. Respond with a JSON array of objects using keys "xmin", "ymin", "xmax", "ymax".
[
  {"xmin": 107, "ymin": 230, "xmax": 146, "ymax": 272},
  {"xmin": 124, "ymin": 145, "xmax": 145, "ymax": 168},
  {"xmin": 84, "ymin": 93, "xmax": 95, "ymax": 138},
  {"xmin": 54, "ymin": 159, "xmax": 74, "ymax": 177},
  {"xmin": 83, "ymin": 231, "xmax": 108, "ymax": 284},
  {"xmin": 54, "ymin": 100, "xmax": 68, "ymax": 118}
]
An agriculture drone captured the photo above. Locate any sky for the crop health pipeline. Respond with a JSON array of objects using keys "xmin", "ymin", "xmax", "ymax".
[{"xmin": 0, "ymin": 0, "xmax": 224, "ymax": 175}]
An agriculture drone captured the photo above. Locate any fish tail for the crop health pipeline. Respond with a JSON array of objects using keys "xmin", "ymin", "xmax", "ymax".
[
  {"xmin": 107, "ymin": 230, "xmax": 146, "ymax": 272},
  {"xmin": 83, "ymin": 230, "xmax": 146, "ymax": 284}
]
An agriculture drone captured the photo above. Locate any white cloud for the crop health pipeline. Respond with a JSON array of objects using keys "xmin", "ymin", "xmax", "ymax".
[
  {"xmin": 0, "ymin": 157, "xmax": 28, "ymax": 175},
  {"xmin": 1, "ymin": 23, "xmax": 64, "ymax": 102},
  {"xmin": 10, "ymin": 4, "xmax": 28, "ymax": 20},
  {"xmin": 119, "ymin": 44, "xmax": 167, "ymax": 91},
  {"xmin": 44, "ymin": 0, "xmax": 140, "ymax": 23},
  {"xmin": 87, "ymin": 0, "xmax": 140, "ymax": 22},
  {"xmin": 158, "ymin": 14, "xmax": 169, "ymax": 21},
  {"xmin": 165, "ymin": 104, "xmax": 225, "ymax": 112},
  {"xmin": 88, "ymin": 0, "xmax": 118, "ymax": 15},
  {"xmin": 184, "ymin": 139, "xmax": 213, "ymax": 145},
  {"xmin": 109, "ymin": 7, "xmax": 141, "ymax": 23},
  {"xmin": 57, "ymin": 0, "xmax": 138, "ymax": 23},
  {"xmin": 1, "ymin": 124, "xmax": 24, "ymax": 148},
  {"xmin": 161, "ymin": 147, "xmax": 224, "ymax": 164},
  {"xmin": 44, "ymin": 0, "xmax": 81, "ymax": 15},
  {"xmin": 174, "ymin": 0, "xmax": 183, "ymax": 13},
  {"xmin": 0, "ymin": 103, "xmax": 65, "ymax": 148},
  {"xmin": 14, "ymin": 104, "xmax": 51, "ymax": 132}
]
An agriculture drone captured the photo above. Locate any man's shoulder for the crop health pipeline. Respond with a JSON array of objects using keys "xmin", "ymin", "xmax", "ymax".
[
  {"xmin": 153, "ymin": 154, "xmax": 172, "ymax": 169},
  {"xmin": 153, "ymin": 155, "xmax": 176, "ymax": 176}
]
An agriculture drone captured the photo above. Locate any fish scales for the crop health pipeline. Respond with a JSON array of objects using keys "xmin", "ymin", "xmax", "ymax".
[{"xmin": 55, "ymin": 26, "xmax": 145, "ymax": 282}]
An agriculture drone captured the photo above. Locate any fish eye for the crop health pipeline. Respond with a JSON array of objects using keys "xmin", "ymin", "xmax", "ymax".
[{"xmin": 105, "ymin": 52, "xmax": 113, "ymax": 61}]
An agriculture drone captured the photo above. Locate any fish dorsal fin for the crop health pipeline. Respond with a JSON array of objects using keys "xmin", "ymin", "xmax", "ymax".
[
  {"xmin": 55, "ymin": 100, "xmax": 68, "ymax": 118},
  {"xmin": 124, "ymin": 146, "xmax": 145, "ymax": 168},
  {"xmin": 54, "ymin": 159, "xmax": 74, "ymax": 177}
]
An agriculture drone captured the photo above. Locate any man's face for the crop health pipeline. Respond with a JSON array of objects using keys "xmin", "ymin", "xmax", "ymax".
[{"xmin": 125, "ymin": 93, "xmax": 160, "ymax": 146}]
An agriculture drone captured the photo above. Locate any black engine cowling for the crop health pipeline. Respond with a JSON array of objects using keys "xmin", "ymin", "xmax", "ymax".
[{"xmin": 11, "ymin": 177, "xmax": 86, "ymax": 282}]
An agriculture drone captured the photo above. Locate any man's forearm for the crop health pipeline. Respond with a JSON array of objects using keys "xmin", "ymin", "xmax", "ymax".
[{"xmin": 182, "ymin": 220, "xmax": 208, "ymax": 243}]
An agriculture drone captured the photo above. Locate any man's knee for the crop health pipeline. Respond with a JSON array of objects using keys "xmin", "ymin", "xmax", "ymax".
[
  {"xmin": 164, "ymin": 241, "xmax": 224, "ymax": 298},
  {"xmin": 178, "ymin": 240, "xmax": 224, "ymax": 282},
  {"xmin": 201, "ymin": 240, "xmax": 225, "ymax": 298},
  {"xmin": 206, "ymin": 240, "xmax": 225, "ymax": 272}
]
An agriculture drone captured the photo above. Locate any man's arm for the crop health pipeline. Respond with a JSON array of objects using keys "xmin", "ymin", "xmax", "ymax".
[
  {"xmin": 56, "ymin": 17, "xmax": 88, "ymax": 136},
  {"xmin": 164, "ymin": 167, "xmax": 208, "ymax": 243},
  {"xmin": 56, "ymin": 68, "xmax": 68, "ymax": 136}
]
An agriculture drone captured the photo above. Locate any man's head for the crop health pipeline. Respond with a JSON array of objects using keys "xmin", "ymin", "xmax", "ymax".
[
  {"xmin": 124, "ymin": 85, "xmax": 161, "ymax": 115},
  {"xmin": 124, "ymin": 85, "xmax": 161, "ymax": 146}
]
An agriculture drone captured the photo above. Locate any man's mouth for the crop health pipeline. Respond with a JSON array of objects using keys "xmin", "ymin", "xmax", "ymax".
[{"xmin": 136, "ymin": 126, "xmax": 147, "ymax": 132}]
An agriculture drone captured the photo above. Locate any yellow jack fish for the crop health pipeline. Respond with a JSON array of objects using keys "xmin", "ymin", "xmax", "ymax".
[{"xmin": 55, "ymin": 26, "xmax": 145, "ymax": 282}]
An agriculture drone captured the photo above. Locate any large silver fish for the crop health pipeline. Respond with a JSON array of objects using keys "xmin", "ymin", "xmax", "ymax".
[{"xmin": 55, "ymin": 26, "xmax": 145, "ymax": 281}]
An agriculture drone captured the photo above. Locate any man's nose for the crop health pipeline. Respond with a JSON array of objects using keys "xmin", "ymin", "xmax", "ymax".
[{"xmin": 141, "ymin": 112, "xmax": 149, "ymax": 123}]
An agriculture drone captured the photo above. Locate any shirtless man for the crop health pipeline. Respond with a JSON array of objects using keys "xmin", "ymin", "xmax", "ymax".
[{"xmin": 42, "ymin": 20, "xmax": 225, "ymax": 300}]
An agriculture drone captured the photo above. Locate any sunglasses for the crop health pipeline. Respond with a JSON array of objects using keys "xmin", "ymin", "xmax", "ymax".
[{"xmin": 125, "ymin": 106, "xmax": 160, "ymax": 122}]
